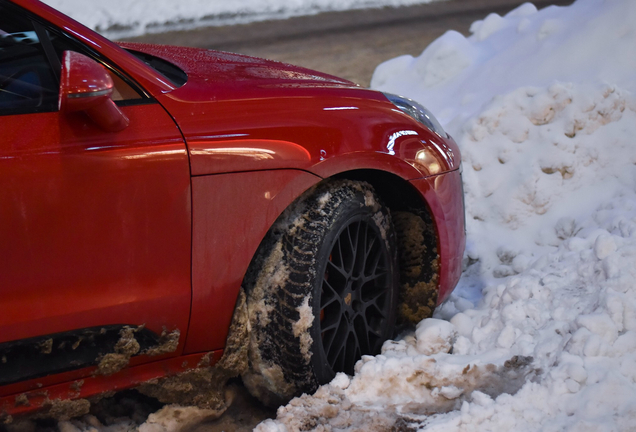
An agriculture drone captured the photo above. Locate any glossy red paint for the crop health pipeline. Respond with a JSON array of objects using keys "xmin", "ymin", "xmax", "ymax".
[
  {"xmin": 0, "ymin": 103, "xmax": 191, "ymax": 352},
  {"xmin": 60, "ymin": 51, "xmax": 130, "ymax": 131},
  {"xmin": 119, "ymin": 43, "xmax": 460, "ymax": 181},
  {"xmin": 60, "ymin": 51, "xmax": 114, "ymax": 106},
  {"xmin": 187, "ymin": 170, "xmax": 321, "ymax": 353},
  {"xmin": 1, "ymin": 0, "xmax": 466, "ymax": 419}
]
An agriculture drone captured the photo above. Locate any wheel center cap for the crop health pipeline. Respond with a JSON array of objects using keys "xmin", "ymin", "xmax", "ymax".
[{"xmin": 344, "ymin": 293, "xmax": 352, "ymax": 306}]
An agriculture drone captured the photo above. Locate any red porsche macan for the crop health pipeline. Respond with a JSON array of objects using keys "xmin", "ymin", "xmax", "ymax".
[{"xmin": 0, "ymin": 0, "xmax": 465, "ymax": 420}]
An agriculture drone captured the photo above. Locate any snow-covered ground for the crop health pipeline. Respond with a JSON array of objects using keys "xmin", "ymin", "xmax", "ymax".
[
  {"xmin": 40, "ymin": 0, "xmax": 443, "ymax": 39},
  {"xmin": 257, "ymin": 0, "xmax": 636, "ymax": 430}
]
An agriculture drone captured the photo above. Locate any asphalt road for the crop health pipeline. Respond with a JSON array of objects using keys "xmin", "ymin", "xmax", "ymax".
[{"xmin": 127, "ymin": 0, "xmax": 573, "ymax": 87}]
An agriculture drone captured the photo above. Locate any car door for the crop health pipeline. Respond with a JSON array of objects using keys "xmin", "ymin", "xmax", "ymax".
[{"xmin": 0, "ymin": 2, "xmax": 192, "ymax": 386}]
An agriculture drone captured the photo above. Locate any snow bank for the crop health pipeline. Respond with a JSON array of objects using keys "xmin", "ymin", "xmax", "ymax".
[
  {"xmin": 41, "ymin": 0, "xmax": 443, "ymax": 39},
  {"xmin": 261, "ymin": 0, "xmax": 636, "ymax": 430},
  {"xmin": 372, "ymin": 0, "xmax": 636, "ymax": 127}
]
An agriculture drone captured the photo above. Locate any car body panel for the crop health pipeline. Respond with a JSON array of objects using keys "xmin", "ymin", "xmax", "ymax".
[
  {"xmin": 1, "ymin": 0, "xmax": 466, "ymax": 419},
  {"xmin": 0, "ymin": 102, "xmax": 192, "ymax": 381},
  {"xmin": 186, "ymin": 170, "xmax": 321, "ymax": 353}
]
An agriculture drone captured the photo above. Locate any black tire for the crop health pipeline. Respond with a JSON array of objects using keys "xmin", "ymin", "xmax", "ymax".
[{"xmin": 242, "ymin": 180, "xmax": 398, "ymax": 406}]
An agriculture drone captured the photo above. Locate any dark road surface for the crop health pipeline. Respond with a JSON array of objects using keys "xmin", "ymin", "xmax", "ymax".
[{"xmin": 127, "ymin": 0, "xmax": 573, "ymax": 87}]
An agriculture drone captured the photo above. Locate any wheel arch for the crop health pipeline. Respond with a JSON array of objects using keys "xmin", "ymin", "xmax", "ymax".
[
  {"xmin": 330, "ymin": 169, "xmax": 433, "ymax": 217},
  {"xmin": 240, "ymin": 169, "xmax": 443, "ymax": 338},
  {"xmin": 206, "ymin": 168, "xmax": 446, "ymax": 358}
]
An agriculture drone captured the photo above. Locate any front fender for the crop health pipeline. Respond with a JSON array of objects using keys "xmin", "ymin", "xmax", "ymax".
[{"xmin": 185, "ymin": 169, "xmax": 321, "ymax": 354}]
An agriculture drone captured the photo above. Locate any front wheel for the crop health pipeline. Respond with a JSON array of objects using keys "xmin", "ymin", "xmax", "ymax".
[{"xmin": 242, "ymin": 180, "xmax": 398, "ymax": 405}]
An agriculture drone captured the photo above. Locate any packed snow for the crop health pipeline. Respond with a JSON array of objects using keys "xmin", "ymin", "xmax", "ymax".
[
  {"xmin": 258, "ymin": 0, "xmax": 636, "ymax": 430},
  {"xmin": 40, "ymin": 0, "xmax": 444, "ymax": 39}
]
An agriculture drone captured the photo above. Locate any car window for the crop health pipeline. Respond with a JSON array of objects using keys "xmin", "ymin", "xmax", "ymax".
[
  {"xmin": 125, "ymin": 49, "xmax": 188, "ymax": 88},
  {"xmin": 0, "ymin": 0, "xmax": 148, "ymax": 116},
  {"xmin": 0, "ymin": 4, "xmax": 58, "ymax": 115}
]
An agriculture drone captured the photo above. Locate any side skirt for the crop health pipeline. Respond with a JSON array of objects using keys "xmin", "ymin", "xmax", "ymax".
[
  {"xmin": 0, "ymin": 350, "xmax": 223, "ymax": 420},
  {"xmin": 0, "ymin": 326, "xmax": 160, "ymax": 386}
]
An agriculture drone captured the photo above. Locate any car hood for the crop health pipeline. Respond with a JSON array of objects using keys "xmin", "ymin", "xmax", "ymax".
[
  {"xmin": 116, "ymin": 43, "xmax": 432, "ymax": 180},
  {"xmin": 118, "ymin": 42, "xmax": 357, "ymax": 95}
]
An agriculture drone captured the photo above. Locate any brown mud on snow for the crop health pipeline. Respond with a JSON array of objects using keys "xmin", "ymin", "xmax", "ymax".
[
  {"xmin": 95, "ymin": 326, "xmax": 181, "ymax": 377},
  {"xmin": 38, "ymin": 339, "xmax": 53, "ymax": 355},
  {"xmin": 262, "ymin": 355, "xmax": 538, "ymax": 431},
  {"xmin": 94, "ymin": 326, "xmax": 143, "ymax": 376},
  {"xmin": 36, "ymin": 398, "xmax": 91, "ymax": 421},
  {"xmin": 393, "ymin": 211, "xmax": 440, "ymax": 325},
  {"xmin": 138, "ymin": 290, "xmax": 250, "ymax": 411},
  {"xmin": 397, "ymin": 355, "xmax": 538, "ymax": 416},
  {"xmin": 144, "ymin": 329, "xmax": 181, "ymax": 357},
  {"xmin": 13, "ymin": 394, "xmax": 29, "ymax": 408},
  {"xmin": 258, "ymin": 384, "xmax": 399, "ymax": 432}
]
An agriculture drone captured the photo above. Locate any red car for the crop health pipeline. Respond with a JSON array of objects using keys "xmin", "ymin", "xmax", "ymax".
[{"xmin": 0, "ymin": 0, "xmax": 465, "ymax": 420}]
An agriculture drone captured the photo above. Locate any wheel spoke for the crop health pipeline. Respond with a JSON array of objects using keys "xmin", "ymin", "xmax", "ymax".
[
  {"xmin": 326, "ymin": 260, "xmax": 348, "ymax": 287},
  {"xmin": 320, "ymin": 290, "xmax": 340, "ymax": 312},
  {"xmin": 321, "ymin": 279, "xmax": 337, "ymax": 304},
  {"xmin": 354, "ymin": 315, "xmax": 371, "ymax": 354},
  {"xmin": 325, "ymin": 316, "xmax": 349, "ymax": 365},
  {"xmin": 344, "ymin": 330, "xmax": 361, "ymax": 374},
  {"xmin": 366, "ymin": 302, "xmax": 388, "ymax": 320},
  {"xmin": 356, "ymin": 223, "xmax": 368, "ymax": 275},
  {"xmin": 333, "ymin": 346, "xmax": 346, "ymax": 372},
  {"xmin": 341, "ymin": 225, "xmax": 356, "ymax": 275},
  {"xmin": 318, "ymin": 212, "xmax": 395, "ymax": 377},
  {"xmin": 360, "ymin": 280, "xmax": 387, "ymax": 303},
  {"xmin": 350, "ymin": 222, "xmax": 363, "ymax": 274},
  {"xmin": 363, "ymin": 235, "xmax": 378, "ymax": 270},
  {"xmin": 368, "ymin": 327, "xmax": 383, "ymax": 341},
  {"xmin": 333, "ymin": 236, "xmax": 347, "ymax": 276},
  {"xmin": 321, "ymin": 317, "xmax": 340, "ymax": 334},
  {"xmin": 365, "ymin": 242, "xmax": 384, "ymax": 277}
]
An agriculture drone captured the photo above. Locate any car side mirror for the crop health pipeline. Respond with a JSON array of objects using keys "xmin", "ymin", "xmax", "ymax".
[{"xmin": 59, "ymin": 51, "xmax": 129, "ymax": 132}]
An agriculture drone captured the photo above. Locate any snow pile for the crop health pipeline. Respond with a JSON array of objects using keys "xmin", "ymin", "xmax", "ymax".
[
  {"xmin": 371, "ymin": 0, "xmax": 636, "ymax": 127},
  {"xmin": 371, "ymin": 0, "xmax": 636, "ymax": 311},
  {"xmin": 41, "ymin": 0, "xmax": 443, "ymax": 39},
  {"xmin": 259, "ymin": 0, "xmax": 636, "ymax": 430}
]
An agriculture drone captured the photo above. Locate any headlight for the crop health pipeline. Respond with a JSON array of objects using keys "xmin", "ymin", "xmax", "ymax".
[{"xmin": 383, "ymin": 93, "xmax": 447, "ymax": 138}]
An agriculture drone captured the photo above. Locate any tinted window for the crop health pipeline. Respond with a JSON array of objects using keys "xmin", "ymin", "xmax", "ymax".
[
  {"xmin": 126, "ymin": 49, "xmax": 187, "ymax": 87},
  {"xmin": 0, "ymin": 4, "xmax": 58, "ymax": 114}
]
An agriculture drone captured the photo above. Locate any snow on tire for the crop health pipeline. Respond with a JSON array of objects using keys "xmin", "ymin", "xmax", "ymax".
[{"xmin": 241, "ymin": 180, "xmax": 398, "ymax": 406}]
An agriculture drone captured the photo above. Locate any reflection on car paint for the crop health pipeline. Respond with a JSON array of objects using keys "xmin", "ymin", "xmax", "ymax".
[{"xmin": 387, "ymin": 129, "xmax": 418, "ymax": 155}]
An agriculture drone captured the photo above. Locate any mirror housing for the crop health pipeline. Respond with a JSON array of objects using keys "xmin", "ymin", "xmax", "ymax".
[{"xmin": 59, "ymin": 51, "xmax": 129, "ymax": 132}]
